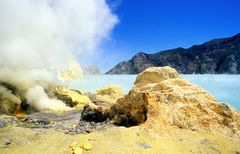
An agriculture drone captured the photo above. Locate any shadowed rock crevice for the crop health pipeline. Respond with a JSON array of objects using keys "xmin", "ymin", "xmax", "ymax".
[
  {"xmin": 110, "ymin": 92, "xmax": 148, "ymax": 127},
  {"xmin": 80, "ymin": 92, "xmax": 149, "ymax": 127},
  {"xmin": 81, "ymin": 105, "xmax": 110, "ymax": 123}
]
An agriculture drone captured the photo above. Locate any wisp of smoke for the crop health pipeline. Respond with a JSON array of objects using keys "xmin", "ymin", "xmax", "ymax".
[
  {"xmin": 25, "ymin": 85, "xmax": 71, "ymax": 111},
  {"xmin": 0, "ymin": 85, "xmax": 22, "ymax": 113},
  {"xmin": 0, "ymin": 0, "xmax": 117, "ymax": 112}
]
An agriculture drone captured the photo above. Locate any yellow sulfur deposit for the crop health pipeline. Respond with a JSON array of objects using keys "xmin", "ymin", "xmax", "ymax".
[
  {"xmin": 53, "ymin": 86, "xmax": 91, "ymax": 109},
  {"xmin": 70, "ymin": 142, "xmax": 91, "ymax": 154},
  {"xmin": 95, "ymin": 85, "xmax": 124, "ymax": 108}
]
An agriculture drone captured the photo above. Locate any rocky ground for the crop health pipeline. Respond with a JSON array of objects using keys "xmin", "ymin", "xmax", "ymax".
[
  {"xmin": 0, "ymin": 109, "xmax": 114, "ymax": 134},
  {"xmin": 0, "ymin": 117, "xmax": 240, "ymax": 154},
  {"xmin": 1, "ymin": 66, "xmax": 240, "ymax": 154}
]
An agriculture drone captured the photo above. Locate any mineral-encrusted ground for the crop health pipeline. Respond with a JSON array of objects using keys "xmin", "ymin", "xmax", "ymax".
[{"xmin": 0, "ymin": 119, "xmax": 240, "ymax": 154}]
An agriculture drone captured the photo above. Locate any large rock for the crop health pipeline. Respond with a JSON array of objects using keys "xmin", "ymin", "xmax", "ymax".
[
  {"xmin": 95, "ymin": 85, "xmax": 124, "ymax": 108},
  {"xmin": 110, "ymin": 67, "xmax": 240, "ymax": 136},
  {"xmin": 81, "ymin": 85, "xmax": 124, "ymax": 122},
  {"xmin": 110, "ymin": 91, "xmax": 148, "ymax": 126},
  {"xmin": 134, "ymin": 66, "xmax": 179, "ymax": 88},
  {"xmin": 53, "ymin": 87, "xmax": 91, "ymax": 109},
  {"xmin": 85, "ymin": 85, "xmax": 124, "ymax": 109}
]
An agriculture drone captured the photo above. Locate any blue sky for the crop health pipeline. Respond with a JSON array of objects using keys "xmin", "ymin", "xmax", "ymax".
[{"xmin": 99, "ymin": 0, "xmax": 240, "ymax": 72}]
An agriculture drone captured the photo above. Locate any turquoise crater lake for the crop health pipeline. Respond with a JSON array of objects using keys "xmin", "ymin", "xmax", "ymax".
[{"xmin": 69, "ymin": 75, "xmax": 240, "ymax": 110}]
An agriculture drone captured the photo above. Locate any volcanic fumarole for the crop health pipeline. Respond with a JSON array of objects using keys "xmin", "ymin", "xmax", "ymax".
[{"xmin": 0, "ymin": 0, "xmax": 118, "ymax": 113}]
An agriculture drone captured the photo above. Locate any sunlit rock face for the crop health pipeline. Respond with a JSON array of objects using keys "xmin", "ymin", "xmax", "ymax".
[
  {"xmin": 80, "ymin": 85, "xmax": 124, "ymax": 122},
  {"xmin": 53, "ymin": 87, "xmax": 91, "ymax": 109},
  {"xmin": 95, "ymin": 85, "xmax": 124, "ymax": 108},
  {"xmin": 111, "ymin": 66, "xmax": 240, "ymax": 136},
  {"xmin": 133, "ymin": 66, "xmax": 180, "ymax": 88}
]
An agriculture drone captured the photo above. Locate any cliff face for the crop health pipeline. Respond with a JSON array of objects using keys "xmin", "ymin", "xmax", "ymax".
[{"xmin": 107, "ymin": 33, "xmax": 240, "ymax": 74}]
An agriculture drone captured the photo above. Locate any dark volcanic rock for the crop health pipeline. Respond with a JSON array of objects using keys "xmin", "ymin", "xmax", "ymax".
[
  {"xmin": 5, "ymin": 140, "xmax": 11, "ymax": 145},
  {"xmin": 107, "ymin": 33, "xmax": 240, "ymax": 74},
  {"xmin": 2, "ymin": 109, "xmax": 115, "ymax": 135},
  {"xmin": 69, "ymin": 120, "xmax": 113, "ymax": 134},
  {"xmin": 81, "ymin": 105, "xmax": 110, "ymax": 122},
  {"xmin": 22, "ymin": 117, "xmax": 50, "ymax": 125}
]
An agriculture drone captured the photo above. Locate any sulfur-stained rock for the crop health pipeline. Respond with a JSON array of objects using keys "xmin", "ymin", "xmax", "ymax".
[
  {"xmin": 53, "ymin": 87, "xmax": 91, "ymax": 109},
  {"xmin": 111, "ymin": 67, "xmax": 240, "ymax": 137},
  {"xmin": 80, "ymin": 86, "xmax": 124, "ymax": 123},
  {"xmin": 96, "ymin": 85, "xmax": 124, "ymax": 96},
  {"xmin": 94, "ymin": 85, "xmax": 124, "ymax": 108},
  {"xmin": 110, "ymin": 92, "xmax": 148, "ymax": 126},
  {"xmin": 0, "ymin": 83, "xmax": 22, "ymax": 114},
  {"xmin": 70, "ymin": 142, "xmax": 83, "ymax": 154},
  {"xmin": 70, "ymin": 142, "xmax": 91, "ymax": 154},
  {"xmin": 81, "ymin": 105, "xmax": 110, "ymax": 122},
  {"xmin": 80, "ymin": 143, "xmax": 91, "ymax": 151},
  {"xmin": 134, "ymin": 66, "xmax": 179, "ymax": 88}
]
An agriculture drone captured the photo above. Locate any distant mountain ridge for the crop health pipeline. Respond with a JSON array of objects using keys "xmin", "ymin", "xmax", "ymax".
[{"xmin": 107, "ymin": 33, "xmax": 240, "ymax": 74}]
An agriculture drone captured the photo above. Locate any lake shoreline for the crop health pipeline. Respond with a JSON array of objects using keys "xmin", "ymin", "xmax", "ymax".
[{"xmin": 69, "ymin": 74, "xmax": 240, "ymax": 110}]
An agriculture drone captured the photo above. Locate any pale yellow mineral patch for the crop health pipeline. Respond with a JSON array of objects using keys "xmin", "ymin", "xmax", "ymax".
[
  {"xmin": 134, "ymin": 66, "xmax": 180, "ymax": 88},
  {"xmin": 95, "ymin": 85, "xmax": 124, "ymax": 108},
  {"xmin": 70, "ymin": 142, "xmax": 83, "ymax": 154},
  {"xmin": 80, "ymin": 143, "xmax": 91, "ymax": 151},
  {"xmin": 96, "ymin": 85, "xmax": 124, "ymax": 96},
  {"xmin": 70, "ymin": 142, "xmax": 91, "ymax": 154},
  {"xmin": 53, "ymin": 86, "xmax": 91, "ymax": 109}
]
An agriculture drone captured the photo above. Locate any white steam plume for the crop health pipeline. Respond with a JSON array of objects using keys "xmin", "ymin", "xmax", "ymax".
[
  {"xmin": 0, "ymin": 0, "xmax": 117, "ymax": 111},
  {"xmin": 25, "ymin": 85, "xmax": 71, "ymax": 111}
]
